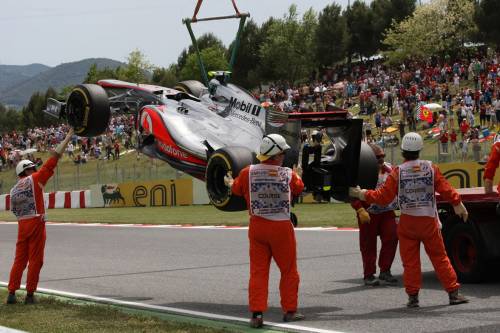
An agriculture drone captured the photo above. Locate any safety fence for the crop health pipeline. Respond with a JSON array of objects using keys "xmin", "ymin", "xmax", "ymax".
[
  {"xmin": 0, "ymin": 161, "xmax": 498, "ymax": 213},
  {"xmin": 0, "ymin": 156, "xmax": 178, "ymax": 196},
  {"xmin": 380, "ymin": 139, "xmax": 495, "ymax": 166}
]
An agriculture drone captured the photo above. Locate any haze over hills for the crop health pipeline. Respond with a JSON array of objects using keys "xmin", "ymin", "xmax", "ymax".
[{"xmin": 0, "ymin": 58, "xmax": 124, "ymax": 108}]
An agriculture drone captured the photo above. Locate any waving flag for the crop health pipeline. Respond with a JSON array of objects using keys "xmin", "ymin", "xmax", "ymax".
[{"xmin": 416, "ymin": 102, "xmax": 433, "ymax": 123}]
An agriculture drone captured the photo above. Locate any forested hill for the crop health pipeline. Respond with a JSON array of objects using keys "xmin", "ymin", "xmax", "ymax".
[
  {"xmin": 0, "ymin": 63, "xmax": 50, "ymax": 93},
  {"xmin": 0, "ymin": 58, "xmax": 123, "ymax": 107}
]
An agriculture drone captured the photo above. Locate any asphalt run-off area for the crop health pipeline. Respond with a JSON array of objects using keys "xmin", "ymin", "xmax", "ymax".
[{"xmin": 1, "ymin": 223, "xmax": 500, "ymax": 333}]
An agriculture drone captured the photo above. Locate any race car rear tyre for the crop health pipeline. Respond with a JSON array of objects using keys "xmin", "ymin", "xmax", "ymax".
[
  {"xmin": 66, "ymin": 84, "xmax": 110, "ymax": 137},
  {"xmin": 206, "ymin": 147, "xmax": 254, "ymax": 212},
  {"xmin": 174, "ymin": 80, "xmax": 207, "ymax": 98},
  {"xmin": 357, "ymin": 141, "xmax": 379, "ymax": 190},
  {"xmin": 445, "ymin": 221, "xmax": 486, "ymax": 283}
]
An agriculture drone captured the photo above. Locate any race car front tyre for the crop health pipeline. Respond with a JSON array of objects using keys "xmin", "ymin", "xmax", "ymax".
[
  {"xmin": 174, "ymin": 80, "xmax": 207, "ymax": 98},
  {"xmin": 66, "ymin": 84, "xmax": 110, "ymax": 137},
  {"xmin": 206, "ymin": 147, "xmax": 254, "ymax": 212}
]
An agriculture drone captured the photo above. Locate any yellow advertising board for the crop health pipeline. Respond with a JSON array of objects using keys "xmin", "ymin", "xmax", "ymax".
[
  {"xmin": 437, "ymin": 161, "xmax": 500, "ymax": 189},
  {"xmin": 99, "ymin": 179, "xmax": 193, "ymax": 207}
]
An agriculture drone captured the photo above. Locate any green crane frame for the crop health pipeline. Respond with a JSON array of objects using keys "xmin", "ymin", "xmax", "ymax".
[{"xmin": 182, "ymin": 0, "xmax": 249, "ymax": 86}]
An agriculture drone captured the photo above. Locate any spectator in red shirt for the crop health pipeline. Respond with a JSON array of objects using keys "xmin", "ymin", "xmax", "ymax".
[
  {"xmin": 450, "ymin": 129, "xmax": 458, "ymax": 154},
  {"xmin": 440, "ymin": 130, "xmax": 449, "ymax": 154},
  {"xmin": 460, "ymin": 119, "xmax": 470, "ymax": 138}
]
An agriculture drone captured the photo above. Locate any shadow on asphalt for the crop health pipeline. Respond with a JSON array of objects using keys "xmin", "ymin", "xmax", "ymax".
[
  {"xmin": 161, "ymin": 302, "xmax": 343, "ymax": 324},
  {"xmin": 437, "ymin": 324, "xmax": 500, "ymax": 333},
  {"xmin": 326, "ymin": 271, "xmax": 500, "ymax": 297},
  {"xmin": 306, "ymin": 304, "xmax": 500, "ymax": 322}
]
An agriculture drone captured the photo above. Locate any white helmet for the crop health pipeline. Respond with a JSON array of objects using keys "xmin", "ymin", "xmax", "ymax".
[
  {"xmin": 401, "ymin": 132, "xmax": 423, "ymax": 152},
  {"xmin": 257, "ymin": 134, "xmax": 290, "ymax": 161},
  {"xmin": 16, "ymin": 159, "xmax": 36, "ymax": 176}
]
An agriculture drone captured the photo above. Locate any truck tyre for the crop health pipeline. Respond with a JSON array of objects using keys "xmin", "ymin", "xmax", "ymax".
[
  {"xmin": 445, "ymin": 222, "xmax": 486, "ymax": 283},
  {"xmin": 206, "ymin": 147, "xmax": 254, "ymax": 212},
  {"xmin": 66, "ymin": 84, "xmax": 110, "ymax": 137},
  {"xmin": 174, "ymin": 80, "xmax": 207, "ymax": 98}
]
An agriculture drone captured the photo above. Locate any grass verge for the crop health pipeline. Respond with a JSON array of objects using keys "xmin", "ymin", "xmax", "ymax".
[
  {"xmin": 0, "ymin": 203, "xmax": 358, "ymax": 228},
  {"xmin": 0, "ymin": 288, "xmax": 273, "ymax": 333}
]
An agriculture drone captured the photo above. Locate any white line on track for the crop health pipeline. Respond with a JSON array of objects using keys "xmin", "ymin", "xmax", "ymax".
[
  {"xmin": 0, "ymin": 282, "xmax": 344, "ymax": 333},
  {"xmin": 0, "ymin": 221, "xmax": 358, "ymax": 232}
]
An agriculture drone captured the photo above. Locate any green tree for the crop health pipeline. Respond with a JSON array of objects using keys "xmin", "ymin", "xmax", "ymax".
[
  {"xmin": 118, "ymin": 49, "xmax": 153, "ymax": 83},
  {"xmin": 259, "ymin": 5, "xmax": 318, "ymax": 83},
  {"xmin": 0, "ymin": 103, "xmax": 22, "ymax": 133},
  {"xmin": 84, "ymin": 63, "xmax": 119, "ymax": 83},
  {"xmin": 383, "ymin": 0, "xmax": 477, "ymax": 64},
  {"xmin": 370, "ymin": 0, "xmax": 416, "ymax": 52},
  {"xmin": 179, "ymin": 47, "xmax": 229, "ymax": 82},
  {"xmin": 230, "ymin": 19, "xmax": 270, "ymax": 88},
  {"xmin": 346, "ymin": 1, "xmax": 374, "ymax": 61},
  {"xmin": 475, "ymin": 0, "xmax": 500, "ymax": 48},
  {"xmin": 315, "ymin": 3, "xmax": 348, "ymax": 68},
  {"xmin": 177, "ymin": 33, "xmax": 227, "ymax": 73},
  {"xmin": 152, "ymin": 64, "xmax": 179, "ymax": 88}
]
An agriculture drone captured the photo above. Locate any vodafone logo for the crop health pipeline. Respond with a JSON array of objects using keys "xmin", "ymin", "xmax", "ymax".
[{"xmin": 157, "ymin": 141, "xmax": 188, "ymax": 159}]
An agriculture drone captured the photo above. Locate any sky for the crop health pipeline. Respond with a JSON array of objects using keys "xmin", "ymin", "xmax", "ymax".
[{"xmin": 0, "ymin": 0, "xmax": 359, "ymax": 68}]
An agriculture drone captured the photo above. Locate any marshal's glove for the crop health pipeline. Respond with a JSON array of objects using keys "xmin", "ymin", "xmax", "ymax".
[
  {"xmin": 356, "ymin": 208, "xmax": 370, "ymax": 224},
  {"xmin": 349, "ymin": 186, "xmax": 366, "ymax": 201},
  {"xmin": 223, "ymin": 171, "xmax": 234, "ymax": 188},
  {"xmin": 453, "ymin": 202, "xmax": 468, "ymax": 222}
]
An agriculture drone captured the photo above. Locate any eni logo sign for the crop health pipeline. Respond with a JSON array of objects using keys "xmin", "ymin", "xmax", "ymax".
[
  {"xmin": 100, "ymin": 179, "xmax": 193, "ymax": 207},
  {"xmin": 133, "ymin": 181, "xmax": 177, "ymax": 207},
  {"xmin": 438, "ymin": 162, "xmax": 498, "ymax": 188}
]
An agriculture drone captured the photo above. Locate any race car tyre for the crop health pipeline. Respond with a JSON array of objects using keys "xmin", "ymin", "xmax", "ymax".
[
  {"xmin": 66, "ymin": 84, "xmax": 110, "ymax": 137},
  {"xmin": 445, "ymin": 221, "xmax": 486, "ymax": 283},
  {"xmin": 174, "ymin": 80, "xmax": 207, "ymax": 98},
  {"xmin": 357, "ymin": 142, "xmax": 379, "ymax": 190},
  {"xmin": 206, "ymin": 147, "xmax": 254, "ymax": 212}
]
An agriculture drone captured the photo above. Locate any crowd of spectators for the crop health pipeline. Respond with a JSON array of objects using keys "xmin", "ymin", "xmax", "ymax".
[
  {"xmin": 257, "ymin": 52, "xmax": 500, "ymax": 162},
  {"xmin": 2, "ymin": 53, "xmax": 500, "ymax": 172},
  {"xmin": 0, "ymin": 115, "xmax": 135, "ymax": 172}
]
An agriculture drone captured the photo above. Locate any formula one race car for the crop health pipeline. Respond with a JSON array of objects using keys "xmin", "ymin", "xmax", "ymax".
[{"xmin": 44, "ymin": 74, "xmax": 379, "ymax": 211}]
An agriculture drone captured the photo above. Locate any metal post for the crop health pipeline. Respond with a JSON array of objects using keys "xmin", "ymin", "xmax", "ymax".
[
  {"xmin": 437, "ymin": 140, "xmax": 441, "ymax": 163},
  {"xmin": 96, "ymin": 160, "xmax": 101, "ymax": 184},
  {"xmin": 229, "ymin": 16, "xmax": 247, "ymax": 72},
  {"xmin": 56, "ymin": 167, "xmax": 60, "ymax": 191},
  {"xmin": 184, "ymin": 19, "xmax": 209, "ymax": 86}
]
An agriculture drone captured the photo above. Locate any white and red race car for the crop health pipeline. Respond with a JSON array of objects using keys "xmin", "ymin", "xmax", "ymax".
[{"xmin": 45, "ymin": 75, "xmax": 378, "ymax": 211}]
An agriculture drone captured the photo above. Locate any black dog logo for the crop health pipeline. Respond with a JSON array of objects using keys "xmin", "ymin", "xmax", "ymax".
[{"xmin": 101, "ymin": 184, "xmax": 125, "ymax": 207}]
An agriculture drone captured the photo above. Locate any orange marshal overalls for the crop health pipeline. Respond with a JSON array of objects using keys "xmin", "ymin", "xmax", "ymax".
[
  {"xmin": 364, "ymin": 160, "xmax": 461, "ymax": 295},
  {"xmin": 8, "ymin": 156, "xmax": 58, "ymax": 294},
  {"xmin": 351, "ymin": 163, "xmax": 398, "ymax": 278},
  {"xmin": 232, "ymin": 160, "xmax": 304, "ymax": 313},
  {"xmin": 484, "ymin": 141, "xmax": 500, "ymax": 196}
]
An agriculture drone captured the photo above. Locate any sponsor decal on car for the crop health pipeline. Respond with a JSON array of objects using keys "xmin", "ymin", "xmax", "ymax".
[
  {"xmin": 229, "ymin": 97, "xmax": 261, "ymax": 117},
  {"xmin": 157, "ymin": 141, "xmax": 189, "ymax": 159}
]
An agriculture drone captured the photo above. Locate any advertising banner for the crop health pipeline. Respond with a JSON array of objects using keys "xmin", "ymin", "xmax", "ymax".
[
  {"xmin": 437, "ymin": 161, "xmax": 500, "ymax": 189},
  {"xmin": 98, "ymin": 178, "xmax": 193, "ymax": 208}
]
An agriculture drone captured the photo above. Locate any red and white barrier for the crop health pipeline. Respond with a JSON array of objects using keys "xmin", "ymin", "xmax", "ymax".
[{"xmin": 0, "ymin": 191, "xmax": 91, "ymax": 212}]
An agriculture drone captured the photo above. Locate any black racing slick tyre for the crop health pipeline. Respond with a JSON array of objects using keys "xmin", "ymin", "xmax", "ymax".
[
  {"xmin": 66, "ymin": 84, "xmax": 110, "ymax": 137},
  {"xmin": 174, "ymin": 80, "xmax": 207, "ymax": 98},
  {"xmin": 206, "ymin": 147, "xmax": 254, "ymax": 212}
]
